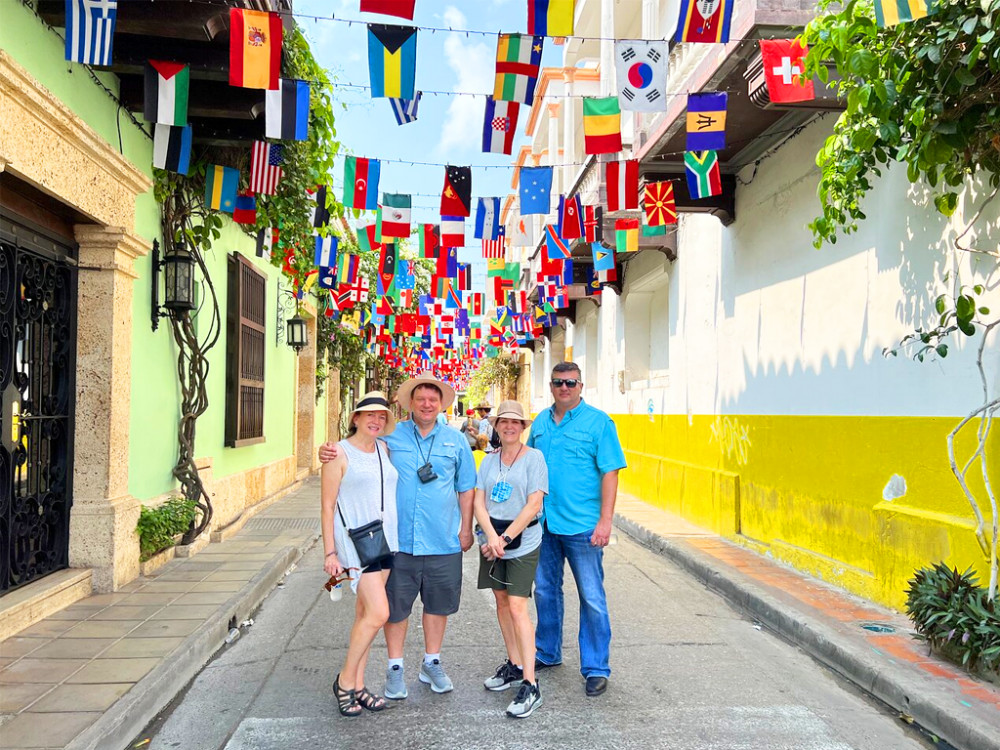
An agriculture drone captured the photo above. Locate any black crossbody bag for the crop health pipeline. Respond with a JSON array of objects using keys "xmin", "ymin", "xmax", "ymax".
[{"xmin": 338, "ymin": 443, "xmax": 392, "ymax": 568}]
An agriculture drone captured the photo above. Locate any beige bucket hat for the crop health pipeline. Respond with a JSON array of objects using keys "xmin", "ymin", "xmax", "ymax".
[
  {"xmin": 349, "ymin": 391, "xmax": 396, "ymax": 435},
  {"xmin": 396, "ymin": 372, "xmax": 457, "ymax": 411},
  {"xmin": 486, "ymin": 400, "xmax": 532, "ymax": 427}
]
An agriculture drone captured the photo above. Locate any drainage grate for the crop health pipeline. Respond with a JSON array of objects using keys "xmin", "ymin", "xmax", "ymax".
[
  {"xmin": 244, "ymin": 517, "xmax": 320, "ymax": 531},
  {"xmin": 859, "ymin": 622, "xmax": 896, "ymax": 634}
]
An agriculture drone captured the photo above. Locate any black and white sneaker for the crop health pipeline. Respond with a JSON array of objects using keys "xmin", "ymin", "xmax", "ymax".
[
  {"xmin": 506, "ymin": 680, "xmax": 542, "ymax": 718},
  {"xmin": 484, "ymin": 659, "xmax": 523, "ymax": 691}
]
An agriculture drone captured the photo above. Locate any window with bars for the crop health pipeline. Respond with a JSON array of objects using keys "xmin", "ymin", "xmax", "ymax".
[{"xmin": 225, "ymin": 253, "xmax": 266, "ymax": 446}]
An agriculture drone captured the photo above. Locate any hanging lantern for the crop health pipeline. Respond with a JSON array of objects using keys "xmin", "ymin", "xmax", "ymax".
[
  {"xmin": 163, "ymin": 241, "xmax": 196, "ymax": 312},
  {"xmin": 287, "ymin": 314, "xmax": 308, "ymax": 353}
]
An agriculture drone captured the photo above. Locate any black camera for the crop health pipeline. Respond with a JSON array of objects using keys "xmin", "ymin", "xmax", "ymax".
[{"xmin": 417, "ymin": 462, "xmax": 438, "ymax": 484}]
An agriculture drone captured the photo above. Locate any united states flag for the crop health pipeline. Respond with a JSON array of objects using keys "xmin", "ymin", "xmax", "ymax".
[
  {"xmin": 482, "ymin": 226, "xmax": 506, "ymax": 259},
  {"xmin": 250, "ymin": 141, "xmax": 284, "ymax": 195}
]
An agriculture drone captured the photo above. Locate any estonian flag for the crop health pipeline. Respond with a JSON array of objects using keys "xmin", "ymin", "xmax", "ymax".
[
  {"xmin": 152, "ymin": 124, "xmax": 192, "ymax": 175},
  {"xmin": 367, "ymin": 24, "xmax": 418, "ymax": 99},
  {"xmin": 266, "ymin": 79, "xmax": 310, "ymax": 140}
]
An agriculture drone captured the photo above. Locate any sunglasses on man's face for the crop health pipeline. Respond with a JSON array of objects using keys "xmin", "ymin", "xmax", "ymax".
[{"xmin": 551, "ymin": 378, "xmax": 581, "ymax": 389}]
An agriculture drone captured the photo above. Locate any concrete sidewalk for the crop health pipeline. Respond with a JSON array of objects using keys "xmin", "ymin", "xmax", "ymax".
[
  {"xmin": 614, "ymin": 493, "xmax": 1000, "ymax": 750},
  {"xmin": 0, "ymin": 479, "xmax": 321, "ymax": 750}
]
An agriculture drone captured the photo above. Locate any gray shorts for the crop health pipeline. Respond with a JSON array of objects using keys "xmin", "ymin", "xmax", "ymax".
[{"xmin": 386, "ymin": 552, "xmax": 463, "ymax": 622}]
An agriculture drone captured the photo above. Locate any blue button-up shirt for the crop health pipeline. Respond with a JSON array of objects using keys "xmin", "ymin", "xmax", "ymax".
[
  {"xmin": 384, "ymin": 421, "xmax": 477, "ymax": 555},
  {"xmin": 527, "ymin": 399, "xmax": 627, "ymax": 535}
]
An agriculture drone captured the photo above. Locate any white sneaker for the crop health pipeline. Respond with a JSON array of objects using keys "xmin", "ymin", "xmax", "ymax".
[
  {"xmin": 506, "ymin": 680, "xmax": 542, "ymax": 718},
  {"xmin": 418, "ymin": 658, "xmax": 454, "ymax": 693},
  {"xmin": 384, "ymin": 664, "xmax": 407, "ymax": 699}
]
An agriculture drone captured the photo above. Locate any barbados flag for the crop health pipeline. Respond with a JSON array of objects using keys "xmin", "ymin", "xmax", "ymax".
[
  {"xmin": 684, "ymin": 151, "xmax": 722, "ymax": 199},
  {"xmin": 874, "ymin": 0, "xmax": 932, "ymax": 26},
  {"xmin": 204, "ymin": 165, "xmax": 239, "ymax": 213},
  {"xmin": 367, "ymin": 24, "xmax": 417, "ymax": 99}
]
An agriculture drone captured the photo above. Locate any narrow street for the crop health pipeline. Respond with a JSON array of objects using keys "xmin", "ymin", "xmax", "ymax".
[{"xmin": 144, "ymin": 533, "xmax": 929, "ymax": 750}]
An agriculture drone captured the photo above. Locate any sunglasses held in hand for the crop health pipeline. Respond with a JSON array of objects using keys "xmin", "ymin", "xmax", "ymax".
[
  {"xmin": 551, "ymin": 378, "xmax": 581, "ymax": 388},
  {"xmin": 323, "ymin": 568, "xmax": 359, "ymax": 591}
]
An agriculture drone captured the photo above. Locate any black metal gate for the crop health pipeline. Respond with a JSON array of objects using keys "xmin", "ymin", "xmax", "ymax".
[{"xmin": 0, "ymin": 216, "xmax": 77, "ymax": 595}]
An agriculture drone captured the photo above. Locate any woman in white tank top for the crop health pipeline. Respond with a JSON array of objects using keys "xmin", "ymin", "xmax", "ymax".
[{"xmin": 320, "ymin": 391, "xmax": 399, "ymax": 717}]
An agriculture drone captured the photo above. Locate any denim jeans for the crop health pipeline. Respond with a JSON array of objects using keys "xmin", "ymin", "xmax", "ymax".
[{"xmin": 534, "ymin": 529, "xmax": 611, "ymax": 678}]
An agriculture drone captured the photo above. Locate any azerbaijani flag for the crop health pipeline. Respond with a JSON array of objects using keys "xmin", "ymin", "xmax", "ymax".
[
  {"xmin": 229, "ymin": 8, "xmax": 282, "ymax": 90},
  {"xmin": 527, "ymin": 0, "xmax": 574, "ymax": 37},
  {"xmin": 583, "ymin": 97, "xmax": 622, "ymax": 155},
  {"xmin": 343, "ymin": 156, "xmax": 380, "ymax": 210}
]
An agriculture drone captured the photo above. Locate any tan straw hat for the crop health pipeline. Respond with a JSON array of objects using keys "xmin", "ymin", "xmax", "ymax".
[
  {"xmin": 395, "ymin": 372, "xmax": 457, "ymax": 411},
  {"xmin": 487, "ymin": 400, "xmax": 532, "ymax": 427},
  {"xmin": 475, "ymin": 401, "xmax": 492, "ymax": 411},
  {"xmin": 350, "ymin": 391, "xmax": 396, "ymax": 435}
]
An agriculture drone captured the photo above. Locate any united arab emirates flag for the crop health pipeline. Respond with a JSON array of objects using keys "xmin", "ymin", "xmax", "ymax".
[
  {"xmin": 343, "ymin": 156, "xmax": 380, "ymax": 211},
  {"xmin": 144, "ymin": 61, "xmax": 189, "ymax": 126}
]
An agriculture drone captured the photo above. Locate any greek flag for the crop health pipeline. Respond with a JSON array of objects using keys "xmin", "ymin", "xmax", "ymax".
[
  {"xmin": 65, "ymin": 0, "xmax": 118, "ymax": 66},
  {"xmin": 389, "ymin": 92, "xmax": 421, "ymax": 125}
]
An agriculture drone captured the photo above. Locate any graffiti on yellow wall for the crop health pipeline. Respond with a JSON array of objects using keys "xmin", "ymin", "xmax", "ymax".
[{"xmin": 709, "ymin": 416, "xmax": 751, "ymax": 466}]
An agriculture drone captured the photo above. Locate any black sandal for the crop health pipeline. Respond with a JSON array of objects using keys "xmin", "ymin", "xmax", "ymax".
[
  {"xmin": 356, "ymin": 686, "xmax": 387, "ymax": 712},
  {"xmin": 333, "ymin": 674, "xmax": 361, "ymax": 717}
]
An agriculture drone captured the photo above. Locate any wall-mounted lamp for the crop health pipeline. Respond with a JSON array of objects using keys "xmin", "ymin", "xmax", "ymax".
[
  {"xmin": 151, "ymin": 239, "xmax": 197, "ymax": 331},
  {"xmin": 276, "ymin": 278, "xmax": 308, "ymax": 354}
]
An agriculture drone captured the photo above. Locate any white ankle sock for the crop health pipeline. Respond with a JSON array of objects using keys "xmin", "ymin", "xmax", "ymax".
[
  {"xmin": 388, "ymin": 658, "xmax": 403, "ymax": 670},
  {"xmin": 424, "ymin": 652, "xmax": 441, "ymax": 664}
]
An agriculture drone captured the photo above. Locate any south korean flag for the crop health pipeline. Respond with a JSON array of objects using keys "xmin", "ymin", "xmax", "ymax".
[{"xmin": 615, "ymin": 40, "xmax": 668, "ymax": 113}]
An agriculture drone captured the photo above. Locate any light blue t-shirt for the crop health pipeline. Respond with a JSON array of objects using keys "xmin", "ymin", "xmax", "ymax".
[
  {"xmin": 526, "ymin": 400, "xmax": 627, "ymax": 536},
  {"xmin": 384, "ymin": 421, "xmax": 477, "ymax": 555}
]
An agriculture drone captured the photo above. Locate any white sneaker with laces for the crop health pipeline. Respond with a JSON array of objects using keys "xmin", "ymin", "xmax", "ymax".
[{"xmin": 506, "ymin": 680, "xmax": 542, "ymax": 718}]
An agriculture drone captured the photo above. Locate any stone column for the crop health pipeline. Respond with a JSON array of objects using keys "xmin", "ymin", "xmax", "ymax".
[
  {"xmin": 327, "ymin": 368, "xmax": 342, "ymax": 443},
  {"xmin": 600, "ymin": 0, "xmax": 615, "ymax": 97},
  {"xmin": 546, "ymin": 103, "xmax": 561, "ymax": 194},
  {"xmin": 69, "ymin": 225, "xmax": 151, "ymax": 592},
  {"xmin": 295, "ymin": 315, "xmax": 318, "ymax": 473}
]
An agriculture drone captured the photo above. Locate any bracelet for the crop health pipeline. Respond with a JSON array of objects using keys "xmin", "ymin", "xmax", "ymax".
[{"xmin": 325, "ymin": 550, "xmax": 337, "ymax": 557}]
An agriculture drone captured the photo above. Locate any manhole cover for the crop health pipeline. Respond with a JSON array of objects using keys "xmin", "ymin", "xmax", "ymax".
[{"xmin": 860, "ymin": 622, "xmax": 896, "ymax": 634}]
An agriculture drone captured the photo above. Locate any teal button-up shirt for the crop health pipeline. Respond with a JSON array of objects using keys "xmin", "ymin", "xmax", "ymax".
[
  {"xmin": 527, "ymin": 400, "xmax": 627, "ymax": 535},
  {"xmin": 384, "ymin": 421, "xmax": 477, "ymax": 555}
]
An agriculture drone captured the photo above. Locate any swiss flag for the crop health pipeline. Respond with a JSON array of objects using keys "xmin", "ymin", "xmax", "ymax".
[{"xmin": 760, "ymin": 40, "xmax": 814, "ymax": 104}]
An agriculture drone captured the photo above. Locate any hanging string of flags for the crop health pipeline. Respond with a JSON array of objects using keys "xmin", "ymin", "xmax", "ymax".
[{"xmin": 62, "ymin": 0, "xmax": 835, "ymax": 384}]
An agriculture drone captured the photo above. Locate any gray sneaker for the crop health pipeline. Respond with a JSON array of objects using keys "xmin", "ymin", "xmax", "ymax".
[
  {"xmin": 484, "ymin": 660, "xmax": 523, "ymax": 691},
  {"xmin": 384, "ymin": 664, "xmax": 407, "ymax": 700},
  {"xmin": 418, "ymin": 658, "xmax": 454, "ymax": 693},
  {"xmin": 506, "ymin": 680, "xmax": 542, "ymax": 718}
]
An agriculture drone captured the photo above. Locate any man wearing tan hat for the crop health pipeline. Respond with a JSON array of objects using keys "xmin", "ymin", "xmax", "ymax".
[{"xmin": 319, "ymin": 372, "xmax": 476, "ymax": 699}]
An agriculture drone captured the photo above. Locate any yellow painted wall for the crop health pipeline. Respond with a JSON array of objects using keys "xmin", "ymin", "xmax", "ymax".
[{"xmin": 614, "ymin": 413, "xmax": 996, "ymax": 610}]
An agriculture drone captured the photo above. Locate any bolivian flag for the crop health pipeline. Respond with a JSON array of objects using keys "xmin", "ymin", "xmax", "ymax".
[
  {"xmin": 204, "ymin": 165, "xmax": 239, "ymax": 213},
  {"xmin": 583, "ymin": 97, "xmax": 622, "ymax": 155},
  {"xmin": 874, "ymin": 0, "xmax": 933, "ymax": 26},
  {"xmin": 229, "ymin": 9, "xmax": 282, "ymax": 90},
  {"xmin": 367, "ymin": 24, "xmax": 418, "ymax": 99}
]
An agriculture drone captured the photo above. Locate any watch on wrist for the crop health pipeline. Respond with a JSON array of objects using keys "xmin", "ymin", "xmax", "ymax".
[{"xmin": 502, "ymin": 534, "xmax": 512, "ymax": 545}]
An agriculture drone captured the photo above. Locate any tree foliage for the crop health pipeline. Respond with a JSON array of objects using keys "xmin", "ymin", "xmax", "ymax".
[
  {"xmin": 464, "ymin": 355, "xmax": 521, "ymax": 411},
  {"xmin": 803, "ymin": 0, "xmax": 1000, "ymax": 247}
]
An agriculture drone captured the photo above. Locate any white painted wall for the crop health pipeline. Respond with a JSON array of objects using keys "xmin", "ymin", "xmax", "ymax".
[{"xmin": 534, "ymin": 119, "xmax": 1000, "ymax": 419}]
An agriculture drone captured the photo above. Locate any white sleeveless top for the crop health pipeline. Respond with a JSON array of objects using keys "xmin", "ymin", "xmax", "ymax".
[{"xmin": 334, "ymin": 439, "xmax": 399, "ymax": 591}]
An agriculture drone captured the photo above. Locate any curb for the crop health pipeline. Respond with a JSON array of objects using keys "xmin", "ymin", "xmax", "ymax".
[
  {"xmin": 64, "ymin": 544, "xmax": 306, "ymax": 750},
  {"xmin": 615, "ymin": 513, "xmax": 1000, "ymax": 750}
]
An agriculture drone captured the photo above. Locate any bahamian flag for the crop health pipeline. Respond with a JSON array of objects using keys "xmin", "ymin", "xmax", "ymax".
[
  {"xmin": 874, "ymin": 0, "xmax": 933, "ymax": 26},
  {"xmin": 367, "ymin": 24, "xmax": 418, "ymax": 99},
  {"xmin": 684, "ymin": 150, "xmax": 722, "ymax": 199},
  {"xmin": 204, "ymin": 165, "xmax": 239, "ymax": 212}
]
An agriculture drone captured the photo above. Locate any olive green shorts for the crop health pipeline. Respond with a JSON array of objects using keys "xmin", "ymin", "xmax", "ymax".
[{"xmin": 477, "ymin": 545, "xmax": 541, "ymax": 599}]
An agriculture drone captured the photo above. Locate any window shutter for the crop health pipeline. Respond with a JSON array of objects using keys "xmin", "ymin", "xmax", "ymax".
[{"xmin": 225, "ymin": 253, "xmax": 266, "ymax": 446}]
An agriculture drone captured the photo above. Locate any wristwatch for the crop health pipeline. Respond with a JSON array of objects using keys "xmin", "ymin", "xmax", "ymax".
[{"xmin": 502, "ymin": 534, "xmax": 513, "ymax": 545}]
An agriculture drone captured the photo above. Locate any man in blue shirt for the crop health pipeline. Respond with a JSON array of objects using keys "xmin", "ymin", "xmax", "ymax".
[
  {"xmin": 319, "ymin": 373, "xmax": 476, "ymax": 698},
  {"xmin": 526, "ymin": 362, "xmax": 627, "ymax": 697}
]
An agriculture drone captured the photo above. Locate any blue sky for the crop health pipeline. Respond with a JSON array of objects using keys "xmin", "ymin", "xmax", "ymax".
[{"xmin": 297, "ymin": 0, "xmax": 561, "ymax": 259}]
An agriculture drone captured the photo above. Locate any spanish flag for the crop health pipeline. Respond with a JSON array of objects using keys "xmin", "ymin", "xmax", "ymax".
[
  {"xmin": 229, "ymin": 9, "xmax": 282, "ymax": 90},
  {"xmin": 873, "ymin": 0, "xmax": 932, "ymax": 26},
  {"xmin": 367, "ymin": 24, "xmax": 418, "ymax": 99},
  {"xmin": 583, "ymin": 97, "xmax": 622, "ymax": 155}
]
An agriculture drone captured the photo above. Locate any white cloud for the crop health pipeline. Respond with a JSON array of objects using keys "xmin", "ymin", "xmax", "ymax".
[{"xmin": 435, "ymin": 7, "xmax": 494, "ymax": 155}]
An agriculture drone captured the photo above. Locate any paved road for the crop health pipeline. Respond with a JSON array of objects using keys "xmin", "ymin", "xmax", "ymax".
[{"xmin": 143, "ymin": 535, "xmax": 930, "ymax": 750}]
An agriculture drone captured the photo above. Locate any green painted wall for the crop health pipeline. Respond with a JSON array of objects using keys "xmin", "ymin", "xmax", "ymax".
[
  {"xmin": 4, "ymin": 2, "xmax": 305, "ymax": 500},
  {"xmin": 313, "ymin": 380, "xmax": 329, "ymax": 451}
]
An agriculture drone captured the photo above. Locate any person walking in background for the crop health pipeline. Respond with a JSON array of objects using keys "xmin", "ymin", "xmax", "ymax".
[
  {"xmin": 473, "ymin": 401, "xmax": 547, "ymax": 718},
  {"xmin": 527, "ymin": 362, "xmax": 627, "ymax": 698},
  {"xmin": 320, "ymin": 392, "xmax": 399, "ymax": 717},
  {"xmin": 319, "ymin": 373, "xmax": 476, "ymax": 700}
]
